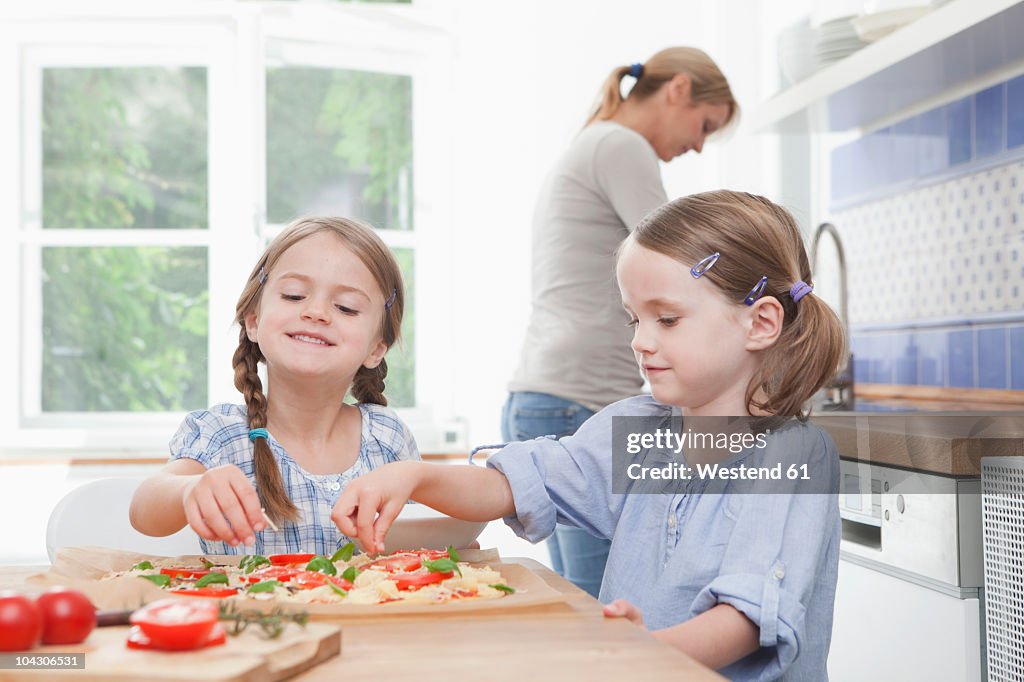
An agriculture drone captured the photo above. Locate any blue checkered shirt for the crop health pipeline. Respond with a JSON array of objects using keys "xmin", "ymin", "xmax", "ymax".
[{"xmin": 169, "ymin": 402, "xmax": 420, "ymax": 556}]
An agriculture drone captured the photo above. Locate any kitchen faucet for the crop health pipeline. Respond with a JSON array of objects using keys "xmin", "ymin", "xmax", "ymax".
[{"xmin": 810, "ymin": 222, "xmax": 855, "ymax": 411}]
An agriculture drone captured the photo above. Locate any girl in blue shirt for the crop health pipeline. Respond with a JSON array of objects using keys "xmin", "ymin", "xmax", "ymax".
[
  {"xmin": 130, "ymin": 217, "xmax": 419, "ymax": 556},
  {"xmin": 334, "ymin": 191, "xmax": 845, "ymax": 680}
]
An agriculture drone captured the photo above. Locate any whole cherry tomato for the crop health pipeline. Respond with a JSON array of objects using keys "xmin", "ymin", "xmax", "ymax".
[
  {"xmin": 36, "ymin": 588, "xmax": 96, "ymax": 645},
  {"xmin": 0, "ymin": 591, "xmax": 43, "ymax": 652}
]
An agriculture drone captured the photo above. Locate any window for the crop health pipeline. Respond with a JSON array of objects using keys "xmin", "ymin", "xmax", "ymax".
[{"xmin": 0, "ymin": 5, "xmax": 448, "ymax": 451}]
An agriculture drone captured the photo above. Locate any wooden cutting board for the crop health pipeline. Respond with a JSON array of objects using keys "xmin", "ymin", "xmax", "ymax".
[{"xmin": 0, "ymin": 622, "xmax": 340, "ymax": 681}]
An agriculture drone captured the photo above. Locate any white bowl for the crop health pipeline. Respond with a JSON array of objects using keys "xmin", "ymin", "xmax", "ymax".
[{"xmin": 354, "ymin": 503, "xmax": 488, "ymax": 555}]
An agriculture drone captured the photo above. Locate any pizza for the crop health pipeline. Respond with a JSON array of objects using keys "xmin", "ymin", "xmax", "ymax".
[{"xmin": 103, "ymin": 545, "xmax": 516, "ymax": 606}]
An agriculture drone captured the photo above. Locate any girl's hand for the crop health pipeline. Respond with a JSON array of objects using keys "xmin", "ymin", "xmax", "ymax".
[
  {"xmin": 603, "ymin": 599, "xmax": 646, "ymax": 627},
  {"xmin": 182, "ymin": 464, "xmax": 264, "ymax": 546},
  {"xmin": 332, "ymin": 462, "xmax": 421, "ymax": 554}
]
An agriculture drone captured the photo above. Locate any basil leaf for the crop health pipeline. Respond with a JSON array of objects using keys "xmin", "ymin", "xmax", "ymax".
[
  {"xmin": 199, "ymin": 557, "xmax": 217, "ymax": 569},
  {"xmin": 447, "ymin": 545, "xmax": 460, "ymax": 562},
  {"xmin": 305, "ymin": 556, "xmax": 337, "ymax": 576},
  {"xmin": 341, "ymin": 566, "xmax": 359, "ymax": 583},
  {"xmin": 131, "ymin": 561, "xmax": 154, "ymax": 571},
  {"xmin": 138, "ymin": 574, "xmax": 171, "ymax": 587},
  {"xmin": 247, "ymin": 580, "xmax": 282, "ymax": 594},
  {"xmin": 239, "ymin": 555, "xmax": 270, "ymax": 574},
  {"xmin": 327, "ymin": 581, "xmax": 348, "ymax": 597},
  {"xmin": 195, "ymin": 572, "xmax": 230, "ymax": 588},
  {"xmin": 422, "ymin": 558, "xmax": 461, "ymax": 576},
  {"xmin": 331, "ymin": 543, "xmax": 355, "ymax": 563},
  {"xmin": 489, "ymin": 583, "xmax": 515, "ymax": 594}
]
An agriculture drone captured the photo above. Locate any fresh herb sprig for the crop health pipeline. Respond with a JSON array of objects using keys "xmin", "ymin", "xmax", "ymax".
[
  {"xmin": 331, "ymin": 543, "xmax": 355, "ymax": 562},
  {"xmin": 218, "ymin": 602, "xmax": 309, "ymax": 639},
  {"xmin": 239, "ymin": 555, "xmax": 271, "ymax": 574},
  {"xmin": 422, "ymin": 557, "xmax": 461, "ymax": 576}
]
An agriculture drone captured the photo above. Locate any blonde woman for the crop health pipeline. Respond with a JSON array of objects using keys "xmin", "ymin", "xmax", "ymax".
[
  {"xmin": 505, "ymin": 48, "xmax": 739, "ymax": 596},
  {"xmin": 130, "ymin": 217, "xmax": 419, "ymax": 555}
]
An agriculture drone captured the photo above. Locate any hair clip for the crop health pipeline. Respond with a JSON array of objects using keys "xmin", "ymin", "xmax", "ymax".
[
  {"xmin": 258, "ymin": 266, "xmax": 268, "ymax": 286},
  {"xmin": 628, "ymin": 63, "xmax": 644, "ymax": 79},
  {"xmin": 744, "ymin": 275, "xmax": 768, "ymax": 306},
  {"xmin": 690, "ymin": 252, "xmax": 720, "ymax": 278},
  {"xmin": 384, "ymin": 288, "xmax": 397, "ymax": 309},
  {"xmin": 790, "ymin": 280, "xmax": 813, "ymax": 302}
]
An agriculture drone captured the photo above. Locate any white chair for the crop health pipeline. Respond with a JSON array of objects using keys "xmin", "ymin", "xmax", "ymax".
[{"xmin": 45, "ymin": 476, "xmax": 200, "ymax": 562}]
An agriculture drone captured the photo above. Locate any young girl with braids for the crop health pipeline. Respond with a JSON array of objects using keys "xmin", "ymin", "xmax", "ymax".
[
  {"xmin": 130, "ymin": 217, "xmax": 419, "ymax": 556},
  {"xmin": 335, "ymin": 191, "xmax": 845, "ymax": 680}
]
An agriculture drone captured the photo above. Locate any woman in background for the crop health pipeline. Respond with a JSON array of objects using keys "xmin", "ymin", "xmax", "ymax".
[{"xmin": 504, "ymin": 47, "xmax": 738, "ymax": 597}]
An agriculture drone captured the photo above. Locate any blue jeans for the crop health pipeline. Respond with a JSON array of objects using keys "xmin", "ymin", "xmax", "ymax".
[{"xmin": 501, "ymin": 391, "xmax": 610, "ymax": 598}]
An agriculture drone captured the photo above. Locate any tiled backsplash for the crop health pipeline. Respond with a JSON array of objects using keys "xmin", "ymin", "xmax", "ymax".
[{"xmin": 830, "ymin": 74, "xmax": 1024, "ymax": 392}]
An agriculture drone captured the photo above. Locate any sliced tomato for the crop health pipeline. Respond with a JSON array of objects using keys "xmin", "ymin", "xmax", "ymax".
[
  {"xmin": 364, "ymin": 553, "xmax": 425, "ymax": 573},
  {"xmin": 128, "ymin": 598, "xmax": 219, "ymax": 651},
  {"xmin": 393, "ymin": 569, "xmax": 453, "ymax": 591},
  {"xmin": 291, "ymin": 571, "xmax": 353, "ymax": 591},
  {"xmin": 245, "ymin": 566, "xmax": 300, "ymax": 584},
  {"xmin": 268, "ymin": 553, "xmax": 317, "ymax": 566},
  {"xmin": 171, "ymin": 587, "xmax": 239, "ymax": 598},
  {"xmin": 127, "ymin": 622, "xmax": 226, "ymax": 651},
  {"xmin": 159, "ymin": 567, "xmax": 214, "ymax": 580}
]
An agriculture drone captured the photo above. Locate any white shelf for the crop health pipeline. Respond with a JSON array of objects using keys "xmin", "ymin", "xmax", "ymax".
[{"xmin": 752, "ymin": 0, "xmax": 1024, "ymax": 133}]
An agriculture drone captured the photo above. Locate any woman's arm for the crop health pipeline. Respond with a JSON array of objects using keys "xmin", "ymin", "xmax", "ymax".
[{"xmin": 332, "ymin": 461, "xmax": 515, "ymax": 553}]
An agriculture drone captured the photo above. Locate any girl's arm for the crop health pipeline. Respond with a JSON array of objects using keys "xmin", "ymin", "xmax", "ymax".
[
  {"xmin": 604, "ymin": 600, "xmax": 759, "ymax": 670},
  {"xmin": 130, "ymin": 459, "xmax": 265, "ymax": 546},
  {"xmin": 653, "ymin": 604, "xmax": 759, "ymax": 670},
  {"xmin": 332, "ymin": 461, "xmax": 515, "ymax": 553}
]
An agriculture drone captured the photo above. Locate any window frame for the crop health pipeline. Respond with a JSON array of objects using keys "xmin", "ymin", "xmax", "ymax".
[{"xmin": 0, "ymin": 4, "xmax": 452, "ymax": 454}]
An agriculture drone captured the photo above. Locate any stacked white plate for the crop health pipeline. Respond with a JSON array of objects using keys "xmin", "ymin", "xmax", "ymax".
[
  {"xmin": 777, "ymin": 18, "xmax": 817, "ymax": 86},
  {"xmin": 811, "ymin": 16, "xmax": 868, "ymax": 70}
]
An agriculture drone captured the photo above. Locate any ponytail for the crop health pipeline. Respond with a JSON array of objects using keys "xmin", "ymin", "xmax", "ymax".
[
  {"xmin": 586, "ymin": 65, "xmax": 634, "ymax": 126},
  {"xmin": 232, "ymin": 328, "xmax": 299, "ymax": 525}
]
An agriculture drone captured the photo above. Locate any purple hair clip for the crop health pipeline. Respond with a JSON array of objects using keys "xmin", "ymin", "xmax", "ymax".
[
  {"xmin": 744, "ymin": 275, "xmax": 768, "ymax": 306},
  {"xmin": 384, "ymin": 288, "xmax": 397, "ymax": 309},
  {"xmin": 690, "ymin": 252, "xmax": 720, "ymax": 278},
  {"xmin": 790, "ymin": 280, "xmax": 813, "ymax": 302},
  {"xmin": 258, "ymin": 266, "xmax": 268, "ymax": 286}
]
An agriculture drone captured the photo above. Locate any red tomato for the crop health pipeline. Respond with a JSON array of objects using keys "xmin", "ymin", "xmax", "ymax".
[
  {"xmin": 245, "ymin": 566, "xmax": 300, "ymax": 584},
  {"xmin": 170, "ymin": 587, "xmax": 239, "ymax": 598},
  {"xmin": 127, "ymin": 622, "xmax": 226, "ymax": 651},
  {"xmin": 159, "ymin": 567, "xmax": 213, "ymax": 580},
  {"xmin": 36, "ymin": 588, "xmax": 96, "ymax": 645},
  {"xmin": 0, "ymin": 591, "xmax": 43, "ymax": 652},
  {"xmin": 393, "ymin": 569, "xmax": 453, "ymax": 591},
  {"xmin": 364, "ymin": 553, "xmax": 425, "ymax": 573},
  {"xmin": 268, "ymin": 553, "xmax": 316, "ymax": 566},
  {"xmin": 129, "ymin": 598, "xmax": 219, "ymax": 651},
  {"xmin": 291, "ymin": 571, "xmax": 353, "ymax": 591}
]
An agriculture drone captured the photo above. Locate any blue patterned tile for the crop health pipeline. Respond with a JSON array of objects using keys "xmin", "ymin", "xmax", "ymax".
[
  {"xmin": 947, "ymin": 98, "xmax": 973, "ymax": 166},
  {"xmin": 948, "ymin": 330, "xmax": 975, "ymax": 387},
  {"xmin": 977, "ymin": 327, "xmax": 1008, "ymax": 389},
  {"xmin": 1008, "ymin": 74, "xmax": 1024, "ymax": 149},
  {"xmin": 974, "ymin": 84, "xmax": 1005, "ymax": 158},
  {"xmin": 1011, "ymin": 327, "xmax": 1024, "ymax": 390}
]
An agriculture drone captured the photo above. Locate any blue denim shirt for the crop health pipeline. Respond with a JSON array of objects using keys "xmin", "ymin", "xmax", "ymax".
[{"xmin": 487, "ymin": 395, "xmax": 840, "ymax": 682}]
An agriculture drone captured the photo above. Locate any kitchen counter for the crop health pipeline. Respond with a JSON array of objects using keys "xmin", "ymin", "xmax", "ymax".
[
  {"xmin": 0, "ymin": 560, "xmax": 724, "ymax": 682},
  {"xmin": 811, "ymin": 413, "xmax": 1024, "ymax": 476}
]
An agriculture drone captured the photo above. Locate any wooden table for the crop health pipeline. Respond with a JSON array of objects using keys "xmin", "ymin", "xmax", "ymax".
[{"xmin": 0, "ymin": 560, "xmax": 724, "ymax": 681}]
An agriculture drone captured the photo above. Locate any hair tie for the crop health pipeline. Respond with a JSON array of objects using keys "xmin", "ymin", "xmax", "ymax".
[
  {"xmin": 790, "ymin": 280, "xmax": 813, "ymax": 302},
  {"xmin": 258, "ymin": 266, "xmax": 268, "ymax": 286},
  {"xmin": 628, "ymin": 63, "xmax": 644, "ymax": 79},
  {"xmin": 384, "ymin": 288, "xmax": 397, "ymax": 309},
  {"xmin": 249, "ymin": 428, "xmax": 269, "ymax": 443}
]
